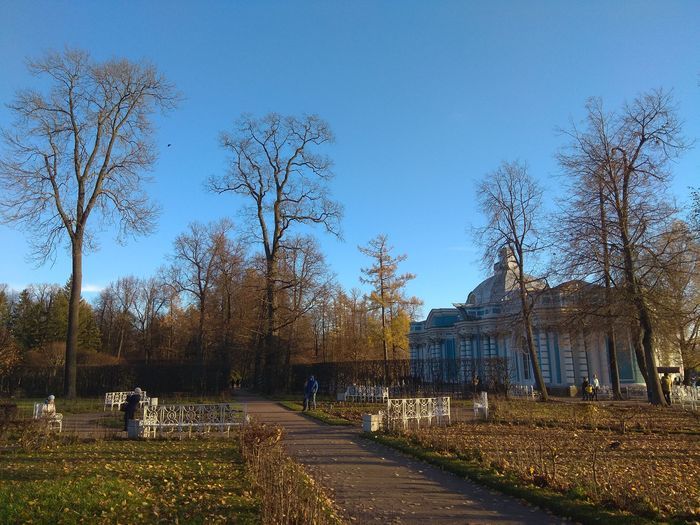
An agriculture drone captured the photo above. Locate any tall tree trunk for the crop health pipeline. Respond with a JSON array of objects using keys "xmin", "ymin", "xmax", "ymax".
[
  {"xmin": 639, "ymin": 305, "xmax": 665, "ymax": 405},
  {"xmin": 117, "ymin": 326, "xmax": 124, "ymax": 360},
  {"xmin": 198, "ymin": 298, "xmax": 206, "ymax": 362},
  {"xmin": 630, "ymin": 324, "xmax": 649, "ymax": 382},
  {"xmin": 620, "ymin": 234, "xmax": 665, "ymax": 405},
  {"xmin": 523, "ymin": 311, "xmax": 549, "ymax": 401},
  {"xmin": 599, "ymin": 183, "xmax": 622, "ymax": 399},
  {"xmin": 606, "ymin": 330, "xmax": 622, "ymax": 399},
  {"xmin": 64, "ymin": 238, "xmax": 82, "ymax": 399},
  {"xmin": 381, "ymin": 302, "xmax": 388, "ymax": 385},
  {"xmin": 263, "ymin": 256, "xmax": 278, "ymax": 392}
]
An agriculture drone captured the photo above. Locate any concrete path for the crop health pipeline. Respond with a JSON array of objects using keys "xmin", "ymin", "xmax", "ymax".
[{"xmin": 240, "ymin": 396, "xmax": 565, "ymax": 525}]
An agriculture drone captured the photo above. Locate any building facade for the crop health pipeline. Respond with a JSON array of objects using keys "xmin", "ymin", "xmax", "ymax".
[{"xmin": 409, "ymin": 249, "xmax": 645, "ymax": 390}]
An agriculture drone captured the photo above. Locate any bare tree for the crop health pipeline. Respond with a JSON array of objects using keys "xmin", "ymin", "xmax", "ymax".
[
  {"xmin": 475, "ymin": 161, "xmax": 549, "ymax": 401},
  {"xmin": 132, "ymin": 276, "xmax": 169, "ymax": 364},
  {"xmin": 111, "ymin": 276, "xmax": 138, "ymax": 360},
  {"xmin": 558, "ymin": 91, "xmax": 689, "ymax": 405},
  {"xmin": 556, "ymin": 136, "xmax": 624, "ymax": 399},
  {"xmin": 0, "ymin": 49, "xmax": 178, "ymax": 397},
  {"xmin": 209, "ymin": 113, "xmax": 342, "ymax": 390},
  {"xmin": 648, "ymin": 221, "xmax": 700, "ymax": 382},
  {"xmin": 168, "ymin": 219, "xmax": 233, "ymax": 361}
]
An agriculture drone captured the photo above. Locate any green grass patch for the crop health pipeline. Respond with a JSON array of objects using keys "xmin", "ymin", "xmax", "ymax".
[
  {"xmin": 0, "ymin": 438, "xmax": 260, "ymax": 524},
  {"xmin": 277, "ymin": 402, "xmax": 353, "ymax": 426},
  {"xmin": 10, "ymin": 398, "xmax": 104, "ymax": 417},
  {"xmin": 363, "ymin": 433, "xmax": 657, "ymax": 525}
]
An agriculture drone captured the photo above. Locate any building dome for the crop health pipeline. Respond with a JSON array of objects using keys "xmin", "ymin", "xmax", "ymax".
[{"xmin": 465, "ymin": 247, "xmax": 542, "ymax": 305}]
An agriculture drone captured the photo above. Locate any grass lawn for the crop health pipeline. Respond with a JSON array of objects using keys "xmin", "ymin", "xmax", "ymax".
[
  {"xmin": 0, "ymin": 437, "xmax": 259, "ymax": 524},
  {"xmin": 278, "ymin": 401, "xmax": 353, "ymax": 426},
  {"xmin": 7, "ymin": 396, "xmax": 249, "ymax": 419}
]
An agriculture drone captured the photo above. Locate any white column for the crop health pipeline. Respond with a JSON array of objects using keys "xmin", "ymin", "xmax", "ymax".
[{"xmin": 558, "ymin": 331, "xmax": 576, "ymax": 386}]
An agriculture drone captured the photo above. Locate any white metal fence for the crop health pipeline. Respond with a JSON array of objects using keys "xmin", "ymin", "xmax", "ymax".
[
  {"xmin": 338, "ymin": 385, "xmax": 389, "ymax": 403},
  {"xmin": 104, "ymin": 391, "xmax": 150, "ymax": 411},
  {"xmin": 140, "ymin": 402, "xmax": 247, "ymax": 438},
  {"xmin": 385, "ymin": 397, "xmax": 450, "ymax": 430}
]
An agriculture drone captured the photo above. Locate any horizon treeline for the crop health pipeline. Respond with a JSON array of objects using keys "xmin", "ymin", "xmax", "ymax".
[{"xmin": 0, "ymin": 227, "xmax": 419, "ymax": 385}]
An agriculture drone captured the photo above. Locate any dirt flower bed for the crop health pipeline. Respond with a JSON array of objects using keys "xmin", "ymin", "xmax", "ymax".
[
  {"xmin": 487, "ymin": 398, "xmax": 700, "ymax": 433},
  {"xmin": 405, "ymin": 421, "xmax": 700, "ymax": 521}
]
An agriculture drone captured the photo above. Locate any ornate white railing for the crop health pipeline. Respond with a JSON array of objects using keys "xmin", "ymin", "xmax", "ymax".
[
  {"xmin": 385, "ymin": 397, "xmax": 450, "ymax": 430},
  {"xmin": 508, "ymin": 384, "xmax": 536, "ymax": 399},
  {"xmin": 339, "ymin": 385, "xmax": 389, "ymax": 403},
  {"xmin": 140, "ymin": 403, "xmax": 247, "ymax": 438},
  {"xmin": 104, "ymin": 391, "xmax": 150, "ymax": 411},
  {"xmin": 672, "ymin": 385, "xmax": 699, "ymax": 410}
]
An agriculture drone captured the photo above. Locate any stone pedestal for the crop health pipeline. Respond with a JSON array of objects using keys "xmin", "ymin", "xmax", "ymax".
[
  {"xmin": 362, "ymin": 413, "xmax": 382, "ymax": 432},
  {"xmin": 127, "ymin": 419, "xmax": 141, "ymax": 439}
]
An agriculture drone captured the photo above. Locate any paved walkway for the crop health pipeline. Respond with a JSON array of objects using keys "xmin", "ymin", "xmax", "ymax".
[{"xmin": 240, "ymin": 395, "xmax": 564, "ymax": 525}]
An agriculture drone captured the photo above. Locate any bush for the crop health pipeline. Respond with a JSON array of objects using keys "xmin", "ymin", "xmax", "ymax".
[{"xmin": 240, "ymin": 424, "xmax": 342, "ymax": 525}]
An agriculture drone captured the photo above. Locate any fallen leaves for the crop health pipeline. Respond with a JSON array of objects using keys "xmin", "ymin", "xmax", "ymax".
[
  {"xmin": 403, "ymin": 403, "xmax": 700, "ymax": 521},
  {"xmin": 0, "ymin": 438, "xmax": 259, "ymax": 524}
]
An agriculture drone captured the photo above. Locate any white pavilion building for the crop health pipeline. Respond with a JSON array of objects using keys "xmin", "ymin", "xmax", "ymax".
[{"xmin": 408, "ymin": 249, "xmax": 645, "ymax": 392}]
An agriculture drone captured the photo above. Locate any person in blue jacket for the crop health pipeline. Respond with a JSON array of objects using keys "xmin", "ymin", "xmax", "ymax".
[{"xmin": 303, "ymin": 375, "xmax": 319, "ymax": 411}]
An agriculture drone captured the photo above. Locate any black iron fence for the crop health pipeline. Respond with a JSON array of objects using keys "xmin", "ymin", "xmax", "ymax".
[
  {"xmin": 2, "ymin": 362, "xmax": 232, "ymax": 398},
  {"xmin": 2, "ymin": 357, "xmax": 514, "ymax": 398},
  {"xmin": 292, "ymin": 357, "xmax": 514, "ymax": 398}
]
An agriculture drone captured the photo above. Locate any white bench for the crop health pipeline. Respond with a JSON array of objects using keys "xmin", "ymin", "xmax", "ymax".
[
  {"xmin": 33, "ymin": 403, "xmax": 63, "ymax": 432},
  {"xmin": 473, "ymin": 392, "xmax": 488, "ymax": 420},
  {"xmin": 338, "ymin": 385, "xmax": 389, "ymax": 403},
  {"xmin": 623, "ymin": 385, "xmax": 648, "ymax": 400},
  {"xmin": 385, "ymin": 397, "xmax": 450, "ymax": 430},
  {"xmin": 104, "ymin": 391, "xmax": 150, "ymax": 411},
  {"xmin": 672, "ymin": 385, "xmax": 699, "ymax": 410},
  {"xmin": 139, "ymin": 403, "xmax": 248, "ymax": 438}
]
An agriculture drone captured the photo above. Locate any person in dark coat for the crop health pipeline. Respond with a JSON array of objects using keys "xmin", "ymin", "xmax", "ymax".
[
  {"xmin": 303, "ymin": 376, "xmax": 319, "ymax": 411},
  {"xmin": 581, "ymin": 377, "xmax": 590, "ymax": 401},
  {"xmin": 124, "ymin": 387, "xmax": 142, "ymax": 431},
  {"xmin": 661, "ymin": 374, "xmax": 672, "ymax": 405}
]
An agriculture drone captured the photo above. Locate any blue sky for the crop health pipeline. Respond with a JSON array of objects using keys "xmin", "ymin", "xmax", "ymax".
[{"xmin": 1, "ymin": 1, "xmax": 699, "ymax": 315}]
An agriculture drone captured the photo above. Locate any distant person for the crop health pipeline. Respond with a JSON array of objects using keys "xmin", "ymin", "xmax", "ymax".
[
  {"xmin": 303, "ymin": 375, "xmax": 318, "ymax": 411},
  {"xmin": 124, "ymin": 387, "xmax": 142, "ymax": 431},
  {"xmin": 471, "ymin": 375, "xmax": 480, "ymax": 396},
  {"xmin": 581, "ymin": 377, "xmax": 590, "ymax": 401},
  {"xmin": 592, "ymin": 374, "xmax": 600, "ymax": 401},
  {"xmin": 41, "ymin": 394, "xmax": 63, "ymax": 424},
  {"xmin": 661, "ymin": 374, "xmax": 672, "ymax": 405}
]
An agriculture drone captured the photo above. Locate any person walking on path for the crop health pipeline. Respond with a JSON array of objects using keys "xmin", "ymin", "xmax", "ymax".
[
  {"xmin": 592, "ymin": 374, "xmax": 600, "ymax": 401},
  {"xmin": 661, "ymin": 373, "xmax": 673, "ymax": 405},
  {"xmin": 123, "ymin": 387, "xmax": 142, "ymax": 431},
  {"xmin": 303, "ymin": 375, "xmax": 318, "ymax": 411}
]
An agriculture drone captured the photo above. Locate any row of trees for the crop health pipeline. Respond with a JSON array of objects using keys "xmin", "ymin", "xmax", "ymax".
[
  {"xmin": 0, "ymin": 227, "xmax": 420, "ymax": 392},
  {"xmin": 1, "ymin": 49, "xmax": 697, "ymax": 400},
  {"xmin": 476, "ymin": 90, "xmax": 700, "ymax": 405},
  {"xmin": 0, "ymin": 50, "xmax": 422, "ymax": 394}
]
